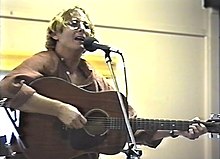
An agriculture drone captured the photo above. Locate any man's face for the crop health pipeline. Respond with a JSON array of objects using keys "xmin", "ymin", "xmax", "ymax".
[
  {"xmin": 54, "ymin": 10, "xmax": 92, "ymax": 53},
  {"xmin": 64, "ymin": 9, "xmax": 93, "ymax": 37}
]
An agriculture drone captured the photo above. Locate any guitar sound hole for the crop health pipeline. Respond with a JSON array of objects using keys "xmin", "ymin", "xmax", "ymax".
[
  {"xmin": 67, "ymin": 109, "xmax": 109, "ymax": 150},
  {"xmin": 84, "ymin": 109, "xmax": 109, "ymax": 137}
]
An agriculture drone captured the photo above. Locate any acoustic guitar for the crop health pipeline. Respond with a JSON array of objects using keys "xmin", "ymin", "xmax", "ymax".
[{"xmin": 18, "ymin": 77, "xmax": 220, "ymax": 159}]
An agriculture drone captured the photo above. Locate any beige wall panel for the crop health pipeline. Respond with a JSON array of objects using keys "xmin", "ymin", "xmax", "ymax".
[
  {"xmin": 0, "ymin": 19, "xmax": 47, "ymax": 54},
  {"xmin": 0, "ymin": 18, "xmax": 48, "ymax": 70},
  {"xmin": 1, "ymin": 0, "xmax": 206, "ymax": 35}
]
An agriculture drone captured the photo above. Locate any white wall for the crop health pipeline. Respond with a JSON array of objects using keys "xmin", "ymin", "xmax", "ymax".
[{"xmin": 0, "ymin": 0, "xmax": 219, "ymax": 159}]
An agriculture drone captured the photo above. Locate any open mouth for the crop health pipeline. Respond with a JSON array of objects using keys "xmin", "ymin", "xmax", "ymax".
[{"xmin": 74, "ymin": 36, "xmax": 85, "ymax": 42}]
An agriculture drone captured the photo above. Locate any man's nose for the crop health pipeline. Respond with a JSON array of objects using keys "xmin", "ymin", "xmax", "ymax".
[{"xmin": 78, "ymin": 22, "xmax": 86, "ymax": 31}]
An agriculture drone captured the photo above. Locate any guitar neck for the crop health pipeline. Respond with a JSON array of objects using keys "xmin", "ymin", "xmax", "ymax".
[
  {"xmin": 130, "ymin": 118, "xmax": 192, "ymax": 131},
  {"xmin": 89, "ymin": 117, "xmax": 217, "ymax": 133}
]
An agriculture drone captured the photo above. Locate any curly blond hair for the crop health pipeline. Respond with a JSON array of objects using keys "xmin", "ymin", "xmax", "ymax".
[{"xmin": 45, "ymin": 6, "xmax": 95, "ymax": 50}]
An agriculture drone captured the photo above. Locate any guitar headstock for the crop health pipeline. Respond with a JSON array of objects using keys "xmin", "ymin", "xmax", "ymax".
[{"xmin": 206, "ymin": 113, "xmax": 220, "ymax": 139}]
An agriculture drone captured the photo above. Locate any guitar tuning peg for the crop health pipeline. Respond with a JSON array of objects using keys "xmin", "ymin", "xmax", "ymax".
[
  {"xmin": 208, "ymin": 113, "xmax": 220, "ymax": 121},
  {"xmin": 209, "ymin": 133, "xmax": 220, "ymax": 139}
]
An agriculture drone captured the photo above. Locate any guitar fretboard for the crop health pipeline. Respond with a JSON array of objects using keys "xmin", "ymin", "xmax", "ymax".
[{"xmin": 87, "ymin": 117, "xmax": 193, "ymax": 131}]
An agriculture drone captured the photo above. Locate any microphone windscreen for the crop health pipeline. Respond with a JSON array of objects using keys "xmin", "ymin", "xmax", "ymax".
[{"xmin": 83, "ymin": 37, "xmax": 99, "ymax": 52}]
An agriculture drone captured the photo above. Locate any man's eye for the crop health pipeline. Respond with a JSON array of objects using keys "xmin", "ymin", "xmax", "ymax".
[{"xmin": 69, "ymin": 21, "xmax": 79, "ymax": 27}]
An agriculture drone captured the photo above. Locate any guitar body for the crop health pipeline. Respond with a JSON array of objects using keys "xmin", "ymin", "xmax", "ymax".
[
  {"xmin": 17, "ymin": 77, "xmax": 220, "ymax": 159},
  {"xmin": 19, "ymin": 77, "xmax": 129, "ymax": 159}
]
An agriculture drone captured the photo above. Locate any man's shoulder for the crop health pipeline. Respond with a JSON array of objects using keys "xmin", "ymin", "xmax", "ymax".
[
  {"xmin": 35, "ymin": 50, "xmax": 56, "ymax": 56},
  {"xmin": 32, "ymin": 50, "xmax": 58, "ymax": 60}
]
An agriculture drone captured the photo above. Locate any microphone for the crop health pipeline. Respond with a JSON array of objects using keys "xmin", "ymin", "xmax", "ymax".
[{"xmin": 83, "ymin": 37, "xmax": 121, "ymax": 54}]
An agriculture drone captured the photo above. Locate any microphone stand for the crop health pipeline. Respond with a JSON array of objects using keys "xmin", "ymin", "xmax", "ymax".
[{"xmin": 104, "ymin": 50, "xmax": 142, "ymax": 159}]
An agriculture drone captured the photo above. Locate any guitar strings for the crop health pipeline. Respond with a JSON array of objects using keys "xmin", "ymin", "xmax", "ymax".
[{"xmin": 85, "ymin": 117, "xmax": 193, "ymax": 130}]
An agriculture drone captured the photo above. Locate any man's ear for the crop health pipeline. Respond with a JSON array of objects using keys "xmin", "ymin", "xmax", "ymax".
[
  {"xmin": 51, "ymin": 34, "xmax": 59, "ymax": 40},
  {"xmin": 50, "ymin": 31, "xmax": 60, "ymax": 40}
]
